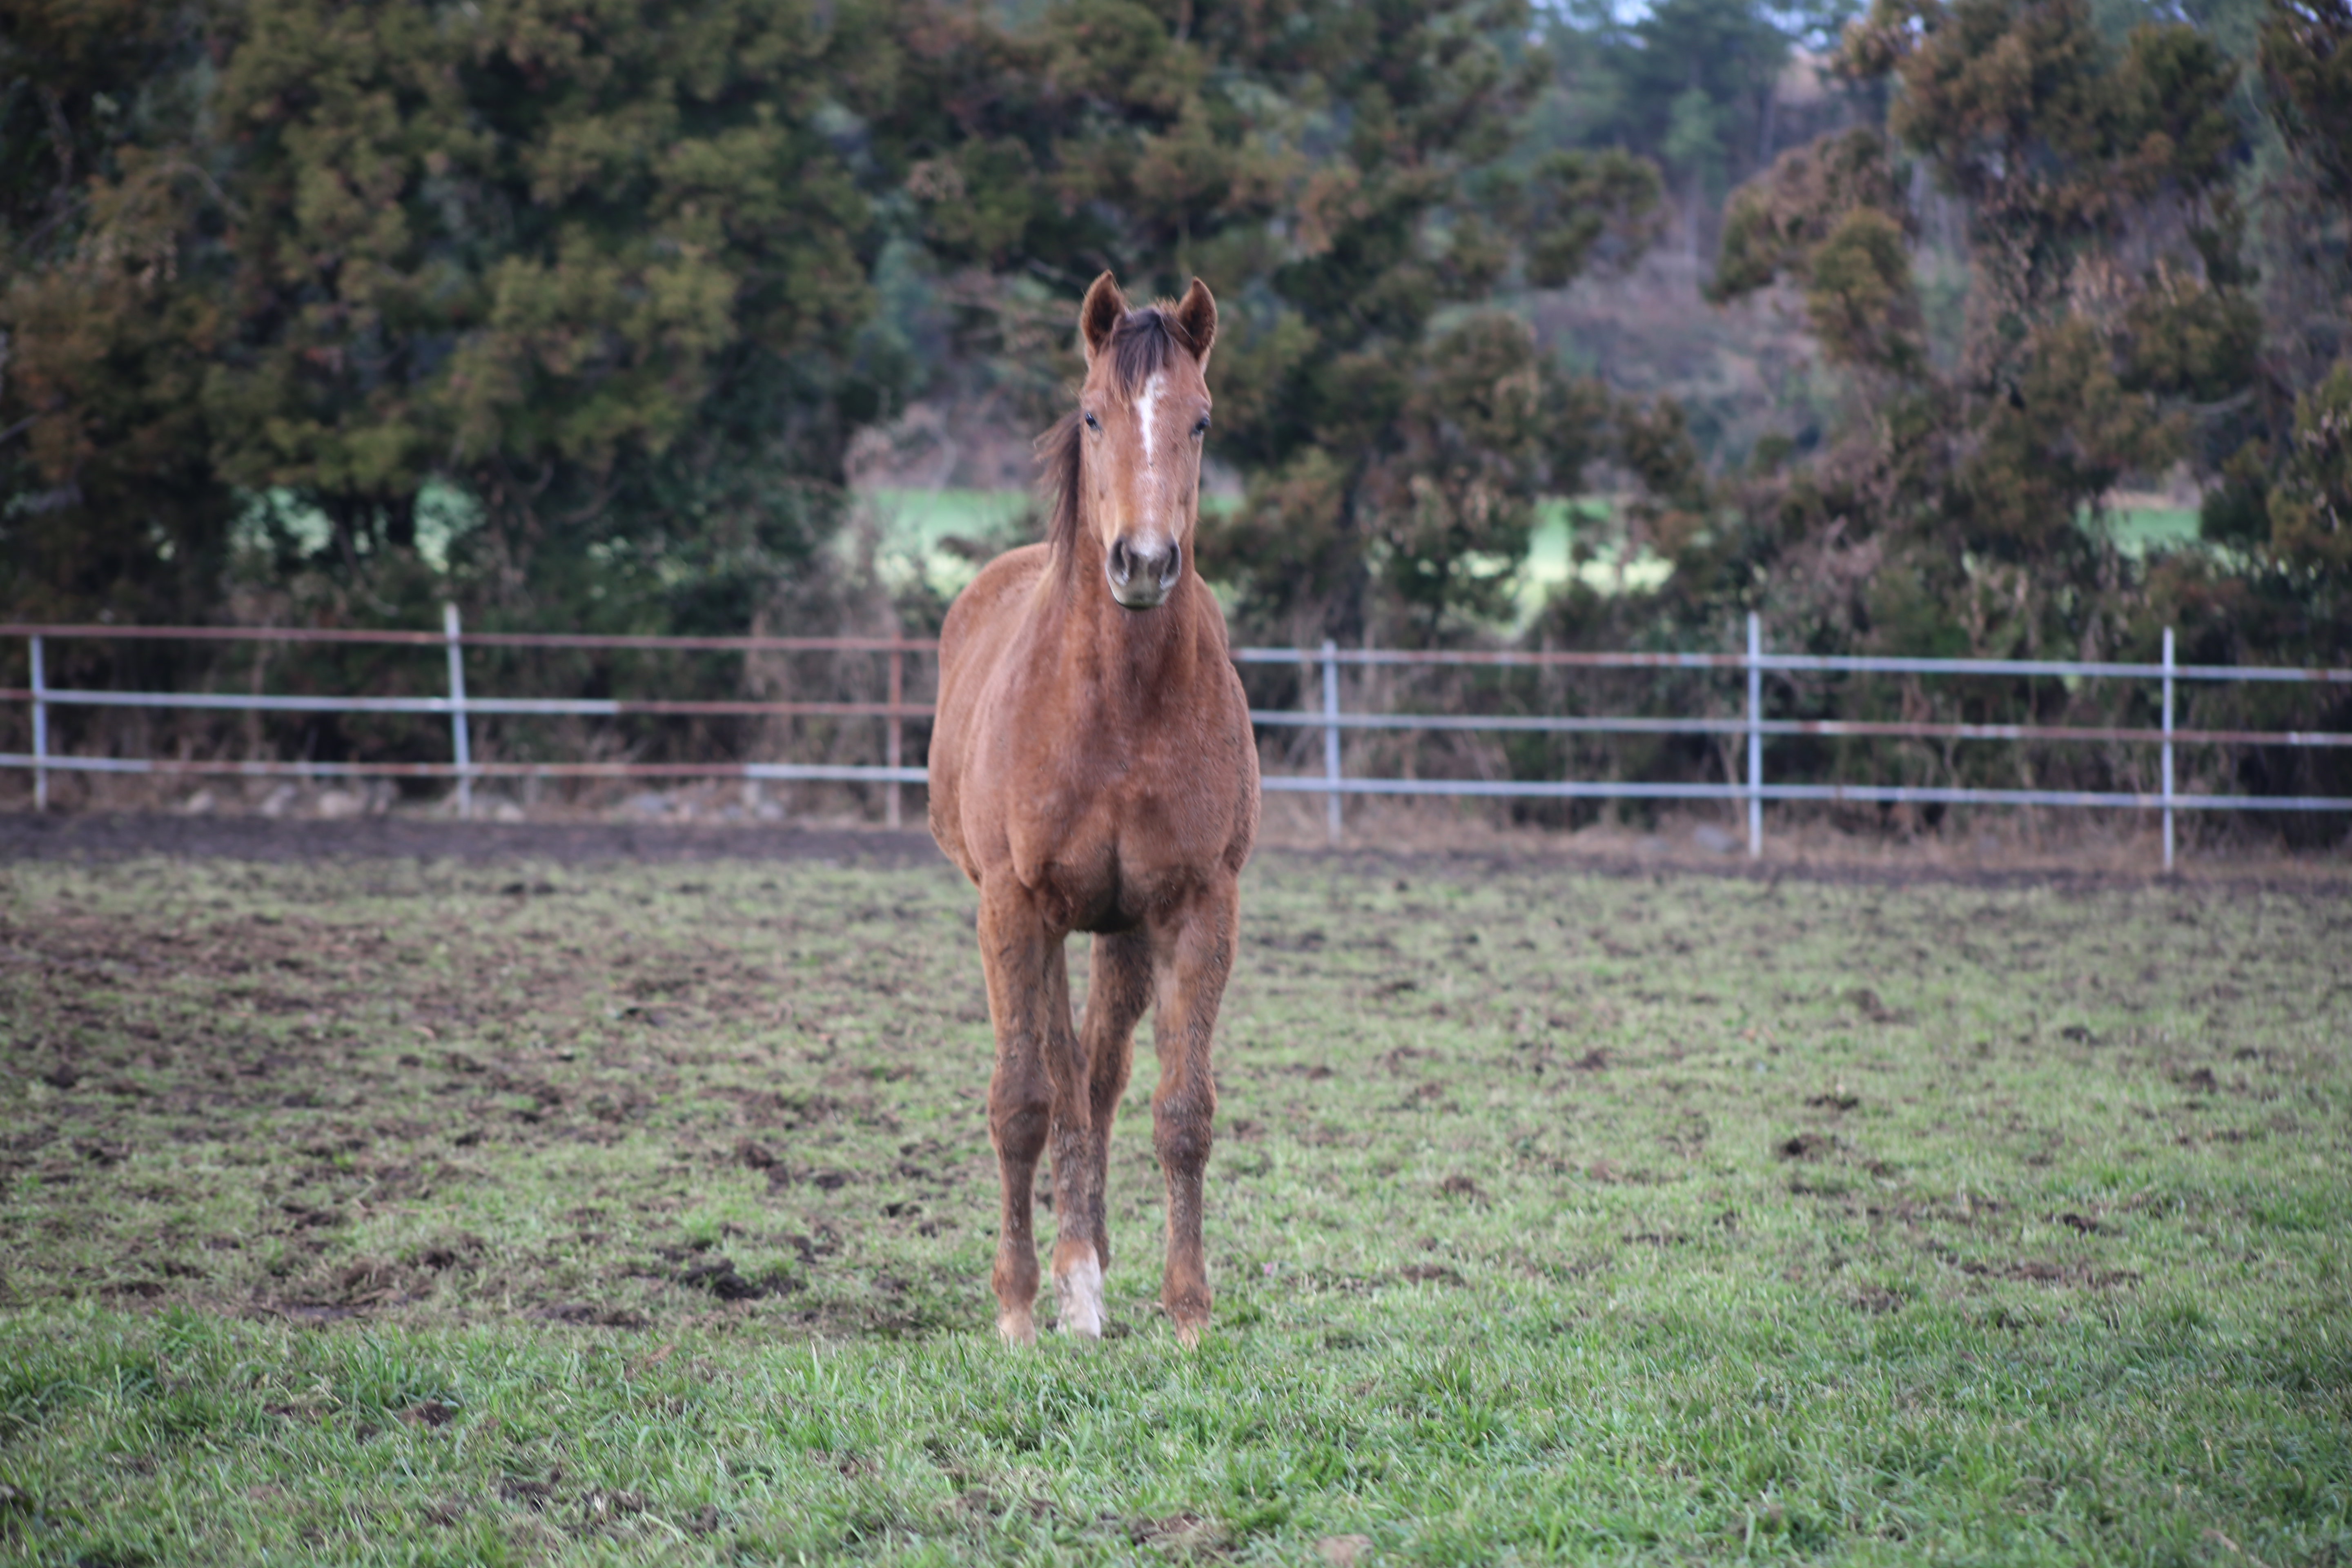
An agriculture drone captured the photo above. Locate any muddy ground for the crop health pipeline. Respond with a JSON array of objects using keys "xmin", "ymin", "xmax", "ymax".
[
  {"xmin": 2, "ymin": 811, "xmax": 2347, "ymax": 1564},
  {"xmin": 0, "ymin": 811, "xmax": 951, "ymax": 870},
  {"xmin": 6, "ymin": 809, "xmax": 2345, "ymax": 897},
  {"xmin": 3, "ymin": 815, "xmax": 2345, "ymax": 1340}
]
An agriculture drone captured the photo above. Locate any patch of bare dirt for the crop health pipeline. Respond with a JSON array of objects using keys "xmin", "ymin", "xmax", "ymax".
[
  {"xmin": 0, "ymin": 812, "xmax": 949, "ymax": 868},
  {"xmin": 7, "ymin": 809, "xmax": 2345, "ymax": 894}
]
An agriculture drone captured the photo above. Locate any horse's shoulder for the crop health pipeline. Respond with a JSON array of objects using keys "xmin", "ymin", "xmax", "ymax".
[
  {"xmin": 962, "ymin": 543, "xmax": 1052, "ymax": 611},
  {"xmin": 939, "ymin": 544, "xmax": 1051, "ymax": 677}
]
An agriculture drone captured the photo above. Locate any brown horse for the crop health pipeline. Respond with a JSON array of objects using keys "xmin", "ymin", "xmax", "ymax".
[{"xmin": 927, "ymin": 272, "xmax": 1259, "ymax": 1348}]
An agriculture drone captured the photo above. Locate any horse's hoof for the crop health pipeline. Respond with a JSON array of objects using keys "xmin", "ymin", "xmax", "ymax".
[
  {"xmin": 1054, "ymin": 1249, "xmax": 1105, "ymax": 1339},
  {"xmin": 1167, "ymin": 1300, "xmax": 1209, "ymax": 1350},
  {"xmin": 997, "ymin": 1307, "xmax": 1037, "ymax": 1346}
]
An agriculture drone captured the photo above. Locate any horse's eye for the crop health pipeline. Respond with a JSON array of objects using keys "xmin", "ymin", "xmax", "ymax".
[
  {"xmin": 1083, "ymin": 411, "xmax": 1100, "ymax": 432},
  {"xmin": 1193, "ymin": 416, "xmax": 1210, "ymax": 437}
]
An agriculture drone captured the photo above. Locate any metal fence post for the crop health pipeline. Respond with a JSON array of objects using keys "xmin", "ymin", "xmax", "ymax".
[
  {"xmin": 885, "ymin": 645, "xmax": 904, "ymax": 829},
  {"xmin": 1746, "ymin": 612, "xmax": 1763, "ymax": 858},
  {"xmin": 1322, "ymin": 638, "xmax": 1342, "ymax": 846},
  {"xmin": 443, "ymin": 603, "xmax": 471, "ymax": 820},
  {"xmin": 2162, "ymin": 625, "xmax": 2175, "ymax": 872},
  {"xmin": 30, "ymin": 633, "xmax": 47, "ymax": 812}
]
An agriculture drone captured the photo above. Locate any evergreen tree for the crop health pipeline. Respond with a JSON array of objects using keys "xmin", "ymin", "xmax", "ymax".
[
  {"xmin": 1529, "ymin": 0, "xmax": 1810, "ymax": 256},
  {"xmin": 2183, "ymin": 0, "xmax": 2349, "ymax": 643},
  {"xmin": 2239, "ymin": 0, "xmax": 2351, "ymax": 599},
  {"xmin": 0, "ymin": 0, "xmax": 237, "ymax": 628},
  {"xmin": 1709, "ymin": 0, "xmax": 2257, "ymax": 664},
  {"xmin": 880, "ymin": 0, "xmax": 1671, "ymax": 643},
  {"xmin": 205, "ymin": 0, "xmax": 904, "ymax": 633}
]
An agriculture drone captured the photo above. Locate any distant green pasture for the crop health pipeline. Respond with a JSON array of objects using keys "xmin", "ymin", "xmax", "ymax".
[
  {"xmin": 2103, "ymin": 506, "xmax": 2201, "ymax": 555},
  {"xmin": 231, "ymin": 487, "xmax": 2209, "ymax": 635},
  {"xmin": 2, "ymin": 852, "xmax": 2346, "ymax": 1564},
  {"xmin": 862, "ymin": 489, "xmax": 1668, "ymax": 623},
  {"xmin": 860, "ymin": 492, "xmax": 2215, "ymax": 628}
]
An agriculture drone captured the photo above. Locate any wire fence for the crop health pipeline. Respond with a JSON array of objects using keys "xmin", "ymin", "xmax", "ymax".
[{"xmin": 6, "ymin": 611, "xmax": 2350, "ymax": 867}]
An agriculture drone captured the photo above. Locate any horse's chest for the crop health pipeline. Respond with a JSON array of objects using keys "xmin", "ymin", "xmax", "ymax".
[
  {"xmin": 1013, "ymin": 773, "xmax": 1212, "ymax": 929},
  {"xmin": 994, "ymin": 727, "xmax": 1238, "ymax": 930}
]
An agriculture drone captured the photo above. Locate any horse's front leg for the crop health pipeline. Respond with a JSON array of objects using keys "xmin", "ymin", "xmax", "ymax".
[
  {"xmin": 976, "ymin": 878, "xmax": 1100, "ymax": 1341},
  {"xmin": 1149, "ymin": 874, "xmax": 1239, "ymax": 1348},
  {"xmin": 1079, "ymin": 932, "xmax": 1151, "ymax": 1273},
  {"xmin": 975, "ymin": 878, "xmax": 1066, "ymax": 1344}
]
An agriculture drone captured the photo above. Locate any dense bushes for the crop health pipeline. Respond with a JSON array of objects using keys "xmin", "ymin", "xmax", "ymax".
[{"xmin": 1, "ymin": 0, "xmax": 2346, "ymax": 833}]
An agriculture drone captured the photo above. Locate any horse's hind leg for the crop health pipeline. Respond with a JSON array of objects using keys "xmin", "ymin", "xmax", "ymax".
[
  {"xmin": 975, "ymin": 879, "xmax": 1066, "ymax": 1345},
  {"xmin": 1149, "ymin": 874, "xmax": 1238, "ymax": 1348},
  {"xmin": 1079, "ymin": 931, "xmax": 1150, "ymax": 1273}
]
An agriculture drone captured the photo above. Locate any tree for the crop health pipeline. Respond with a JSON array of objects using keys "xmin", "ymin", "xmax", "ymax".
[
  {"xmin": 2262, "ymin": 0, "xmax": 2352, "ymax": 207},
  {"xmin": 875, "ymin": 0, "xmax": 1670, "ymax": 643},
  {"xmin": 2267, "ymin": 361, "xmax": 2352, "ymax": 573},
  {"xmin": 9, "ymin": 0, "xmax": 1680, "ymax": 659},
  {"xmin": 1530, "ymin": 0, "xmax": 1804, "ymax": 257},
  {"xmin": 0, "ymin": 0, "xmax": 238, "ymax": 630},
  {"xmin": 1708, "ymin": 0, "xmax": 2258, "ymax": 663},
  {"xmin": 3, "ymin": 0, "xmax": 923, "ymax": 646},
  {"xmin": 205, "ymin": 0, "xmax": 904, "ymax": 632},
  {"xmin": 2194, "ymin": 0, "xmax": 2350, "ymax": 580}
]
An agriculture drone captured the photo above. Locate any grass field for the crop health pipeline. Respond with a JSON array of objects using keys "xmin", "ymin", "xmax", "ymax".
[{"xmin": 2, "ymin": 847, "xmax": 2348, "ymax": 1564}]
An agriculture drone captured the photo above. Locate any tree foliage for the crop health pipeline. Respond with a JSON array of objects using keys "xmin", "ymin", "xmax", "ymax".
[
  {"xmin": 2247, "ymin": 0, "xmax": 2352, "ymax": 583},
  {"xmin": 1626, "ymin": 0, "xmax": 2351, "ymax": 829},
  {"xmin": 4, "ymin": 0, "xmax": 2348, "ymax": 822},
  {"xmin": 4, "ymin": 0, "xmax": 1680, "ymax": 652},
  {"xmin": 1710, "ymin": 0, "xmax": 2262, "ymax": 661},
  {"xmin": 869, "ymin": 0, "xmax": 1676, "ymax": 643},
  {"xmin": 2262, "ymin": 0, "xmax": 2352, "ymax": 207},
  {"xmin": 1531, "ymin": 0, "xmax": 1811, "ymax": 253},
  {"xmin": 0, "ymin": 0, "xmax": 237, "ymax": 628},
  {"xmin": 208, "ymin": 0, "xmax": 908, "ymax": 630}
]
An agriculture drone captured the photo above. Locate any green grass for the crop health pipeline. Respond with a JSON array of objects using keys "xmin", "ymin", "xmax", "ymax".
[
  {"xmin": 1521, "ymin": 499, "xmax": 1669, "ymax": 617},
  {"xmin": 2, "ymin": 851, "xmax": 2348, "ymax": 1564},
  {"xmin": 2107, "ymin": 507, "xmax": 2201, "ymax": 555}
]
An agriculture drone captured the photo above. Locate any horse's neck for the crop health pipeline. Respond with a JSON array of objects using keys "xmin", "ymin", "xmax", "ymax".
[{"xmin": 1040, "ymin": 536, "xmax": 1199, "ymax": 727}]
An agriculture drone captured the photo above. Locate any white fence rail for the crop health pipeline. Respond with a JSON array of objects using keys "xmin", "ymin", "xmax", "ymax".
[{"xmin": 7, "ymin": 612, "xmax": 2350, "ymax": 869}]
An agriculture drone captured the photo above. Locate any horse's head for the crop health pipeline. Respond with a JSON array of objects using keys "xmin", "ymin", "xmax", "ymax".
[{"xmin": 1072, "ymin": 271, "xmax": 1216, "ymax": 612}]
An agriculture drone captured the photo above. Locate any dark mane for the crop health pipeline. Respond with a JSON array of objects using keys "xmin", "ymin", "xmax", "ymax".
[
  {"xmin": 1039, "ymin": 410, "xmax": 1084, "ymax": 559},
  {"xmin": 1038, "ymin": 304, "xmax": 1185, "ymax": 560}
]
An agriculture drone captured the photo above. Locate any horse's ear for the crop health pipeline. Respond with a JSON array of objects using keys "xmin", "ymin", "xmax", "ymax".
[
  {"xmin": 1078, "ymin": 272, "xmax": 1126, "ymax": 364},
  {"xmin": 1172, "ymin": 276, "xmax": 1216, "ymax": 364}
]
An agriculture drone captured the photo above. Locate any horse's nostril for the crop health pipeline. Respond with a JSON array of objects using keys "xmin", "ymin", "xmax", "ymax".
[{"xmin": 1107, "ymin": 538, "xmax": 1179, "ymax": 599}]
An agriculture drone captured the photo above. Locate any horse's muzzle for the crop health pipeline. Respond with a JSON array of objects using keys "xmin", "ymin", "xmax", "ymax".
[{"xmin": 1106, "ymin": 537, "xmax": 1181, "ymax": 610}]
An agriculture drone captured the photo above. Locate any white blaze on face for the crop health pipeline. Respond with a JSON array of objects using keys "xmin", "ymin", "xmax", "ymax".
[
  {"xmin": 1118, "ymin": 369, "xmax": 1175, "ymax": 572},
  {"xmin": 1135, "ymin": 370, "xmax": 1164, "ymax": 471}
]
